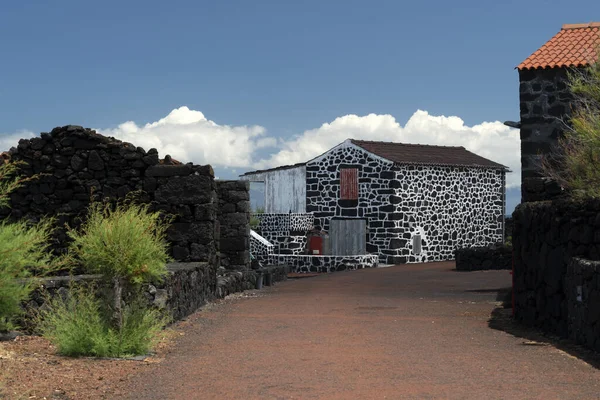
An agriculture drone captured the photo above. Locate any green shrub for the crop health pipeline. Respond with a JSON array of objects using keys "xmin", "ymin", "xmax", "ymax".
[
  {"xmin": 66, "ymin": 201, "xmax": 170, "ymax": 284},
  {"xmin": 0, "ymin": 161, "xmax": 54, "ymax": 332},
  {"xmin": 0, "ymin": 219, "xmax": 54, "ymax": 331},
  {"xmin": 37, "ymin": 200, "xmax": 173, "ymax": 356},
  {"xmin": 0, "ymin": 160, "xmax": 26, "ymax": 209},
  {"xmin": 36, "ymin": 284, "xmax": 169, "ymax": 357}
]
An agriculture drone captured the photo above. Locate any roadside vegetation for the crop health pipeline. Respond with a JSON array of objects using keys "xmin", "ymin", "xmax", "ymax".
[
  {"xmin": 37, "ymin": 200, "xmax": 172, "ymax": 357},
  {"xmin": 0, "ymin": 158, "xmax": 171, "ymax": 357},
  {"xmin": 36, "ymin": 283, "xmax": 168, "ymax": 357}
]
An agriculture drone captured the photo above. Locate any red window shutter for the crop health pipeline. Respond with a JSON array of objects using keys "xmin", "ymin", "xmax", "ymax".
[{"xmin": 340, "ymin": 168, "xmax": 358, "ymax": 200}]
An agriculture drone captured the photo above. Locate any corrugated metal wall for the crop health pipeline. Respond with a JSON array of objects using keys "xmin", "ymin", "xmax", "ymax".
[
  {"xmin": 330, "ymin": 219, "xmax": 366, "ymax": 255},
  {"xmin": 241, "ymin": 165, "xmax": 306, "ymax": 213}
]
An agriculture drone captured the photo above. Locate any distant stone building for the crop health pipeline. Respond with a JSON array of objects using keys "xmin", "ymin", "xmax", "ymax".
[
  {"xmin": 243, "ymin": 139, "xmax": 507, "ymax": 264},
  {"xmin": 516, "ymin": 22, "xmax": 600, "ymax": 202}
]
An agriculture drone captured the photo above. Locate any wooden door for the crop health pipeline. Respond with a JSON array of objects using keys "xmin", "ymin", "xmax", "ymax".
[{"xmin": 330, "ymin": 218, "xmax": 366, "ymax": 255}]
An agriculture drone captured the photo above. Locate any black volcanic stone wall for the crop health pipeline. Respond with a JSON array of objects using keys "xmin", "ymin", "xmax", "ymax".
[
  {"xmin": 0, "ymin": 125, "xmax": 217, "ymax": 266},
  {"xmin": 305, "ymin": 142, "xmax": 505, "ymax": 264},
  {"xmin": 566, "ymin": 258, "xmax": 600, "ymax": 352},
  {"xmin": 19, "ymin": 262, "xmax": 215, "ymax": 332},
  {"xmin": 154, "ymin": 262, "xmax": 216, "ymax": 321},
  {"xmin": 216, "ymin": 180, "xmax": 250, "ymax": 271},
  {"xmin": 152, "ymin": 165, "xmax": 218, "ymax": 265},
  {"xmin": 1, "ymin": 126, "xmax": 153, "ymax": 254},
  {"xmin": 215, "ymin": 265, "xmax": 288, "ymax": 298},
  {"xmin": 19, "ymin": 262, "xmax": 288, "ymax": 332},
  {"xmin": 455, "ymin": 244, "xmax": 512, "ymax": 271},
  {"xmin": 512, "ymin": 199, "xmax": 600, "ymax": 339},
  {"xmin": 519, "ymin": 67, "xmax": 575, "ymax": 202}
]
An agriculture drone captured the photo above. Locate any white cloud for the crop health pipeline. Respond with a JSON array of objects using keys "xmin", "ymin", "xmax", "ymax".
[
  {"xmin": 97, "ymin": 106, "xmax": 275, "ymax": 168},
  {"xmin": 0, "ymin": 130, "xmax": 36, "ymax": 153},
  {"xmin": 1, "ymin": 107, "xmax": 520, "ymax": 188},
  {"xmin": 254, "ymin": 110, "xmax": 520, "ymax": 188}
]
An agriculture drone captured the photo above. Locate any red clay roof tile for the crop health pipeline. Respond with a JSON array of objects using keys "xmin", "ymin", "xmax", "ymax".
[{"xmin": 517, "ymin": 22, "xmax": 600, "ymax": 70}]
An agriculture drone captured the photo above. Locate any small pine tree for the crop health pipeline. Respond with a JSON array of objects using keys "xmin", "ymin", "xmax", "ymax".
[{"xmin": 66, "ymin": 200, "xmax": 171, "ymax": 329}]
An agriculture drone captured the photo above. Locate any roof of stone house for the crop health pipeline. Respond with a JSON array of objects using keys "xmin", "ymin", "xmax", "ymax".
[
  {"xmin": 351, "ymin": 140, "xmax": 507, "ymax": 169},
  {"xmin": 241, "ymin": 140, "xmax": 507, "ymax": 176},
  {"xmin": 517, "ymin": 22, "xmax": 600, "ymax": 70},
  {"xmin": 159, "ymin": 154, "xmax": 182, "ymax": 165}
]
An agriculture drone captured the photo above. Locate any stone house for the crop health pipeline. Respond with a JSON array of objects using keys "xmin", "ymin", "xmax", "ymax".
[
  {"xmin": 242, "ymin": 139, "xmax": 507, "ymax": 264},
  {"xmin": 515, "ymin": 22, "xmax": 600, "ymax": 202}
]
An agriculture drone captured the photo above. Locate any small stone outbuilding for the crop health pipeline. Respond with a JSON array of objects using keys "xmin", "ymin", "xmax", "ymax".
[
  {"xmin": 243, "ymin": 139, "xmax": 507, "ymax": 264},
  {"xmin": 516, "ymin": 22, "xmax": 600, "ymax": 202}
]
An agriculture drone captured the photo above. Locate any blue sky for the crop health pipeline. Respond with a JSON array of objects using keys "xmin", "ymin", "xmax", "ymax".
[{"xmin": 2, "ymin": 0, "xmax": 599, "ymax": 214}]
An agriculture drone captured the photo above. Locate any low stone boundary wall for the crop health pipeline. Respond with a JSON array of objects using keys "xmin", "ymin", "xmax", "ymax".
[
  {"xmin": 513, "ymin": 198, "xmax": 600, "ymax": 349},
  {"xmin": 21, "ymin": 262, "xmax": 214, "ymax": 330},
  {"xmin": 154, "ymin": 262, "xmax": 216, "ymax": 321},
  {"xmin": 454, "ymin": 245, "xmax": 512, "ymax": 271},
  {"xmin": 216, "ymin": 265, "xmax": 288, "ymax": 298},
  {"xmin": 269, "ymin": 254, "xmax": 378, "ymax": 273},
  {"xmin": 19, "ymin": 262, "xmax": 285, "ymax": 332}
]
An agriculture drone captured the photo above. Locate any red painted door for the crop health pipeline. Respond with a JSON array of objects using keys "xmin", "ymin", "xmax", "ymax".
[
  {"xmin": 309, "ymin": 236, "xmax": 323, "ymax": 254},
  {"xmin": 340, "ymin": 168, "xmax": 358, "ymax": 200}
]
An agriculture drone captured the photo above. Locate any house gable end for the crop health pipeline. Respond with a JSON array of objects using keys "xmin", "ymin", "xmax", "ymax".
[{"xmin": 306, "ymin": 139, "xmax": 394, "ymax": 167}]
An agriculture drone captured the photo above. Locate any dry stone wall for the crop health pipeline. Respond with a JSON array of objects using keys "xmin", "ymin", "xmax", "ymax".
[
  {"xmin": 1, "ymin": 126, "xmax": 155, "ymax": 255},
  {"xmin": 20, "ymin": 261, "xmax": 287, "ymax": 332},
  {"xmin": 151, "ymin": 165, "xmax": 218, "ymax": 265},
  {"xmin": 0, "ymin": 125, "xmax": 221, "ymax": 268},
  {"xmin": 216, "ymin": 180, "xmax": 251, "ymax": 271},
  {"xmin": 454, "ymin": 244, "xmax": 512, "ymax": 271},
  {"xmin": 513, "ymin": 199, "xmax": 600, "ymax": 340},
  {"xmin": 19, "ymin": 262, "xmax": 215, "ymax": 331}
]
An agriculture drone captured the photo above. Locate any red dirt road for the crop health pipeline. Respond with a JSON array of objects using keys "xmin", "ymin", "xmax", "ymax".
[{"xmin": 123, "ymin": 262, "xmax": 600, "ymax": 399}]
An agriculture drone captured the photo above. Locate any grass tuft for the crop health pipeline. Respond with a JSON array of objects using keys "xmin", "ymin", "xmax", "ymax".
[{"xmin": 36, "ymin": 284, "xmax": 169, "ymax": 358}]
